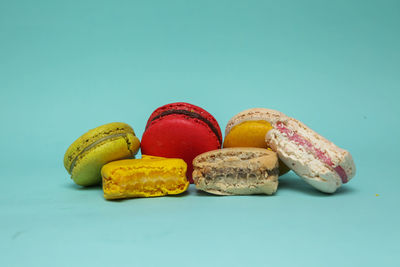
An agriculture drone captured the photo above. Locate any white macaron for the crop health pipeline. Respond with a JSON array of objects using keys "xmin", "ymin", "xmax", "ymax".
[{"xmin": 266, "ymin": 116, "xmax": 356, "ymax": 193}]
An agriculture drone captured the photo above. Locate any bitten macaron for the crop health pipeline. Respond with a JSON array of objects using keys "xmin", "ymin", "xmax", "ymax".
[
  {"xmin": 102, "ymin": 155, "xmax": 189, "ymax": 200},
  {"xmin": 223, "ymin": 108, "xmax": 290, "ymax": 175},
  {"xmin": 141, "ymin": 102, "xmax": 222, "ymax": 183},
  {"xmin": 64, "ymin": 122, "xmax": 140, "ymax": 186}
]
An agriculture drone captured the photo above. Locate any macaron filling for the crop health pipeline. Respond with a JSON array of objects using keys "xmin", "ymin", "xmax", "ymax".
[
  {"xmin": 69, "ymin": 133, "xmax": 130, "ymax": 174},
  {"xmin": 275, "ymin": 122, "xmax": 348, "ymax": 183},
  {"xmin": 147, "ymin": 109, "xmax": 222, "ymax": 145},
  {"xmin": 224, "ymin": 120, "xmax": 272, "ymax": 148},
  {"xmin": 202, "ymin": 166, "xmax": 279, "ymax": 181}
]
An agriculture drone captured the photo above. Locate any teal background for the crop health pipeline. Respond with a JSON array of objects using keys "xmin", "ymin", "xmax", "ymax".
[{"xmin": 1, "ymin": 0, "xmax": 399, "ymax": 266}]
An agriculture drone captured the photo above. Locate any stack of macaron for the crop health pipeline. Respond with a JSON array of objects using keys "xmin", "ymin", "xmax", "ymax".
[{"xmin": 64, "ymin": 102, "xmax": 356, "ymax": 200}]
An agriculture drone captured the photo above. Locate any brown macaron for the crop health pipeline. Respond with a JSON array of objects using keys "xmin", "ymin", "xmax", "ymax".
[{"xmin": 192, "ymin": 147, "xmax": 279, "ymax": 195}]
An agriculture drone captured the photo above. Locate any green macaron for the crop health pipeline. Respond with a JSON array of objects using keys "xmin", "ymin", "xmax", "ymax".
[{"xmin": 64, "ymin": 122, "xmax": 140, "ymax": 186}]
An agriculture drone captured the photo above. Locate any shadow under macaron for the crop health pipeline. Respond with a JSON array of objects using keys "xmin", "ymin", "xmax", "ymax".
[
  {"xmin": 277, "ymin": 173, "xmax": 357, "ymax": 196},
  {"xmin": 63, "ymin": 175, "xmax": 357, "ymax": 199},
  {"xmin": 62, "ymin": 182, "xmax": 105, "ymax": 200},
  {"xmin": 102, "ymin": 192, "xmax": 191, "ymax": 202},
  {"xmin": 193, "ymin": 186, "xmax": 277, "ymax": 197},
  {"xmin": 64, "ymin": 180, "xmax": 191, "ymax": 201},
  {"xmin": 194, "ymin": 189, "xmax": 217, "ymax": 197},
  {"xmin": 64, "ymin": 182, "xmax": 102, "ymax": 191}
]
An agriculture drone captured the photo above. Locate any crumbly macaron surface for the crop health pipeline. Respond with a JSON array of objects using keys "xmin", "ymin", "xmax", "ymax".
[
  {"xmin": 102, "ymin": 156, "xmax": 189, "ymax": 200},
  {"xmin": 192, "ymin": 148, "xmax": 279, "ymax": 195},
  {"xmin": 274, "ymin": 121, "xmax": 348, "ymax": 183}
]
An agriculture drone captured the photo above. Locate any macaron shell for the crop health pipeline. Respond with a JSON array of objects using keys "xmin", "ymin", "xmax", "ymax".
[
  {"xmin": 141, "ymin": 114, "xmax": 221, "ymax": 182},
  {"xmin": 300, "ymin": 151, "xmax": 355, "ymax": 193},
  {"xmin": 271, "ymin": 142, "xmax": 341, "ymax": 193},
  {"xmin": 71, "ymin": 134, "xmax": 140, "ymax": 186},
  {"xmin": 145, "ymin": 102, "xmax": 222, "ymax": 142},
  {"xmin": 64, "ymin": 122, "xmax": 137, "ymax": 172}
]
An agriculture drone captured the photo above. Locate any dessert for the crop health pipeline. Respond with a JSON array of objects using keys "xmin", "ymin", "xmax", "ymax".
[
  {"xmin": 64, "ymin": 122, "xmax": 140, "ymax": 186},
  {"xmin": 192, "ymin": 148, "xmax": 279, "ymax": 195},
  {"xmin": 141, "ymin": 102, "xmax": 222, "ymax": 183},
  {"xmin": 102, "ymin": 155, "xmax": 189, "ymax": 199},
  {"xmin": 266, "ymin": 117, "xmax": 356, "ymax": 193}
]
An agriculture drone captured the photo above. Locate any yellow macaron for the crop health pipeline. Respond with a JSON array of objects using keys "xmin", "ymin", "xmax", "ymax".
[
  {"xmin": 101, "ymin": 155, "xmax": 189, "ymax": 200},
  {"xmin": 64, "ymin": 122, "xmax": 140, "ymax": 186},
  {"xmin": 223, "ymin": 108, "xmax": 290, "ymax": 175}
]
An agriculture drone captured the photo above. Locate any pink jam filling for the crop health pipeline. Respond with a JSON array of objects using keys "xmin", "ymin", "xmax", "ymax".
[{"xmin": 276, "ymin": 122, "xmax": 348, "ymax": 183}]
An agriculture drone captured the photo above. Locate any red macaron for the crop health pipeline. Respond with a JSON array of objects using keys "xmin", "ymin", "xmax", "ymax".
[{"xmin": 141, "ymin": 102, "xmax": 222, "ymax": 183}]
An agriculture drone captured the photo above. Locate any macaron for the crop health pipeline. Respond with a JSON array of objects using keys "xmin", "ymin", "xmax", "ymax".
[
  {"xmin": 141, "ymin": 102, "xmax": 222, "ymax": 183},
  {"xmin": 266, "ymin": 116, "xmax": 356, "ymax": 193},
  {"xmin": 64, "ymin": 122, "xmax": 140, "ymax": 186},
  {"xmin": 102, "ymin": 155, "xmax": 189, "ymax": 200},
  {"xmin": 223, "ymin": 108, "xmax": 290, "ymax": 175},
  {"xmin": 192, "ymin": 148, "xmax": 279, "ymax": 195}
]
